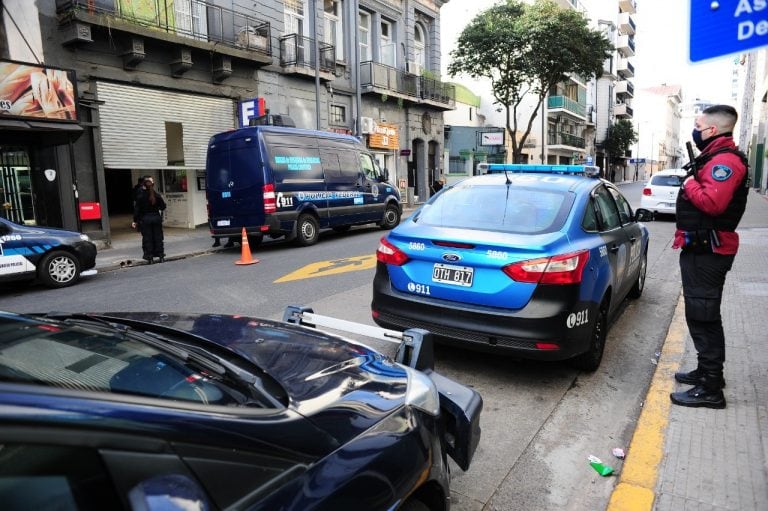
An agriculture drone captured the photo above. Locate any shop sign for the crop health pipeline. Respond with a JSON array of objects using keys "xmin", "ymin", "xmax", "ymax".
[
  {"xmin": 369, "ymin": 122, "xmax": 399, "ymax": 150},
  {"xmin": 238, "ymin": 97, "xmax": 266, "ymax": 127},
  {"xmin": 0, "ymin": 59, "xmax": 78, "ymax": 121}
]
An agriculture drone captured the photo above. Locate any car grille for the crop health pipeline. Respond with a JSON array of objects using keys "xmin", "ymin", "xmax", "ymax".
[{"xmin": 376, "ymin": 312, "xmax": 536, "ymax": 350}]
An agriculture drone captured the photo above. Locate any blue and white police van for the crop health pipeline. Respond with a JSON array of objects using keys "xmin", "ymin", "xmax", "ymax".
[{"xmin": 205, "ymin": 126, "xmax": 402, "ymax": 248}]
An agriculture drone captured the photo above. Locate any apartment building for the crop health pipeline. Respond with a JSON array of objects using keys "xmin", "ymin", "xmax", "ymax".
[{"xmin": 1, "ymin": 0, "xmax": 453, "ymax": 242}]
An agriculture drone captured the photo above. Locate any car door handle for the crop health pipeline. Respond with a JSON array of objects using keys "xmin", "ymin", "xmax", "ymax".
[
  {"xmin": 629, "ymin": 236, "xmax": 637, "ymax": 243},
  {"xmin": 610, "ymin": 244, "xmax": 619, "ymax": 253}
]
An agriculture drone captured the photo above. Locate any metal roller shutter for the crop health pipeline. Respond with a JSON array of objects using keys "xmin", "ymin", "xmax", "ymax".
[{"xmin": 97, "ymin": 82, "xmax": 235, "ymax": 168}]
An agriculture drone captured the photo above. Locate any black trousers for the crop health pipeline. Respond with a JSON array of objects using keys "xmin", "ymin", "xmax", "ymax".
[
  {"xmin": 679, "ymin": 250, "xmax": 735, "ymax": 380},
  {"xmin": 139, "ymin": 213, "xmax": 165, "ymax": 259}
]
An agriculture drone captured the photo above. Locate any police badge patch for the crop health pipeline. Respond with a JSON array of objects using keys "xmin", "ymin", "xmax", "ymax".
[{"xmin": 711, "ymin": 165, "xmax": 733, "ymax": 181}]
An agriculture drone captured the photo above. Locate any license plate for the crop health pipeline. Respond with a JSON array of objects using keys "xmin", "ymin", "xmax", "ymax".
[
  {"xmin": 432, "ymin": 263, "xmax": 474, "ymax": 287},
  {"xmin": 217, "ymin": 219, "xmax": 231, "ymax": 226}
]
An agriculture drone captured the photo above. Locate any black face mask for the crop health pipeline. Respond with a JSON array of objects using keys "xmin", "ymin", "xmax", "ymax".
[{"xmin": 691, "ymin": 127, "xmax": 715, "ymax": 151}]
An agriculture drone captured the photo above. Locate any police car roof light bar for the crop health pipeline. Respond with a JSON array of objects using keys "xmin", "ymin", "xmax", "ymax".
[{"xmin": 478, "ymin": 163, "xmax": 601, "ymax": 178}]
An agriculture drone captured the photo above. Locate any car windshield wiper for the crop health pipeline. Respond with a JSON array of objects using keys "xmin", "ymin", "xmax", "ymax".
[{"xmin": 135, "ymin": 330, "xmax": 284, "ymax": 409}]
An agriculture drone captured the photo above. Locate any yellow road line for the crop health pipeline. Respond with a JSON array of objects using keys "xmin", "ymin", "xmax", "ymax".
[
  {"xmin": 274, "ymin": 255, "xmax": 377, "ymax": 283},
  {"xmin": 607, "ymin": 293, "xmax": 686, "ymax": 511}
]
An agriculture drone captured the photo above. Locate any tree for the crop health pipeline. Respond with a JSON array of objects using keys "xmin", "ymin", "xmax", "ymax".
[
  {"xmin": 603, "ymin": 119, "xmax": 638, "ymax": 163},
  {"xmin": 448, "ymin": 0, "xmax": 613, "ymax": 163}
]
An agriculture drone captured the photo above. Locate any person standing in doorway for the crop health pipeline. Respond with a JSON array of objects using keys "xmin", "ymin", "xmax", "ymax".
[
  {"xmin": 132, "ymin": 177, "xmax": 167, "ymax": 264},
  {"xmin": 670, "ymin": 105, "xmax": 749, "ymax": 409}
]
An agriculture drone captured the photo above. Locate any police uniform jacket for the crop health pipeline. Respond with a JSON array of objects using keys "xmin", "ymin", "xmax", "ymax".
[{"xmin": 673, "ymin": 136, "xmax": 747, "ymax": 255}]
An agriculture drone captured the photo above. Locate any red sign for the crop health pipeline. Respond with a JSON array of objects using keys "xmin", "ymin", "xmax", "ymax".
[{"xmin": 0, "ymin": 60, "xmax": 79, "ymax": 121}]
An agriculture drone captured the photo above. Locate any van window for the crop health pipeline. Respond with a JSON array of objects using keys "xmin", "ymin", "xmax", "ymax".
[
  {"xmin": 360, "ymin": 153, "xmax": 377, "ymax": 179},
  {"xmin": 208, "ymin": 147, "xmax": 263, "ymax": 192},
  {"xmin": 266, "ymin": 145, "xmax": 324, "ymax": 182}
]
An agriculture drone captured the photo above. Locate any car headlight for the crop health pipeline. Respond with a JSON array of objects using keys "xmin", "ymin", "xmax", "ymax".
[
  {"xmin": 79, "ymin": 234, "xmax": 90, "ymax": 242},
  {"xmin": 403, "ymin": 366, "xmax": 440, "ymax": 417}
]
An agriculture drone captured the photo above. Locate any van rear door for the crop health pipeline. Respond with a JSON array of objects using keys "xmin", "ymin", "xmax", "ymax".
[{"xmin": 206, "ymin": 134, "xmax": 266, "ymax": 233}]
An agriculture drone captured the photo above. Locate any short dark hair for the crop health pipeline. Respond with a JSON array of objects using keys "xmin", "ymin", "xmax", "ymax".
[{"xmin": 703, "ymin": 104, "xmax": 738, "ymax": 122}]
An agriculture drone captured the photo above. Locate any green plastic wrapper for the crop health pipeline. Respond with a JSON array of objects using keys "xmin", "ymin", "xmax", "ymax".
[{"xmin": 588, "ymin": 455, "xmax": 614, "ymax": 476}]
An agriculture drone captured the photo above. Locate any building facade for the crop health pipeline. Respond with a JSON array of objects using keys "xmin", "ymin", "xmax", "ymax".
[{"xmin": 1, "ymin": 0, "xmax": 454, "ymax": 242}]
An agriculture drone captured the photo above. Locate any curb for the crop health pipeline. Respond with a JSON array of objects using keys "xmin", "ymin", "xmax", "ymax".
[
  {"xmin": 606, "ymin": 293, "xmax": 687, "ymax": 510},
  {"xmin": 97, "ymin": 247, "xmax": 226, "ymax": 273}
]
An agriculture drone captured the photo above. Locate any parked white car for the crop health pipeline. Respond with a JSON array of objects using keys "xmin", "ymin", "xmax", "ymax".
[{"xmin": 640, "ymin": 168, "xmax": 687, "ymax": 215}]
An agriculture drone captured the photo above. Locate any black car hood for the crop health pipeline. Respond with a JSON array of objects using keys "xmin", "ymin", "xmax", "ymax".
[{"xmin": 97, "ymin": 312, "xmax": 409, "ymax": 440}]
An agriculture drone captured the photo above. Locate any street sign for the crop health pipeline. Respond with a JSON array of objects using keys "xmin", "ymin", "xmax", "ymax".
[
  {"xmin": 690, "ymin": 1, "xmax": 768, "ymax": 62},
  {"xmin": 629, "ymin": 158, "xmax": 646, "ymax": 164}
]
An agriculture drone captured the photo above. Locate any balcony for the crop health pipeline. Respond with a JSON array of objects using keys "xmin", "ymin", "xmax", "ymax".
[
  {"xmin": 279, "ymin": 34, "xmax": 335, "ymax": 80},
  {"xmin": 547, "ymin": 131, "xmax": 586, "ymax": 149},
  {"xmin": 617, "ymin": 34, "xmax": 636, "ymax": 57},
  {"xmin": 615, "ymin": 79, "xmax": 634, "ymax": 98},
  {"xmin": 617, "ymin": 58, "xmax": 634, "ymax": 78},
  {"xmin": 618, "ymin": 12, "xmax": 636, "ymax": 35},
  {"xmin": 359, "ymin": 61, "xmax": 455, "ymax": 109},
  {"xmin": 614, "ymin": 102, "xmax": 633, "ymax": 118},
  {"xmin": 547, "ymin": 95, "xmax": 586, "ymax": 118},
  {"xmin": 56, "ymin": 0, "xmax": 272, "ymax": 65},
  {"xmin": 619, "ymin": 0, "xmax": 636, "ymax": 14}
]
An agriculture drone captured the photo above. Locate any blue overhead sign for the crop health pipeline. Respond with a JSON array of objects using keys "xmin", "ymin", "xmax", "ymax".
[
  {"xmin": 690, "ymin": 1, "xmax": 768, "ymax": 62},
  {"xmin": 629, "ymin": 158, "xmax": 646, "ymax": 164}
]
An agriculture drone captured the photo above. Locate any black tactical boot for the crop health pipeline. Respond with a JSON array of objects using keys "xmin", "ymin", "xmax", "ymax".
[
  {"xmin": 674, "ymin": 368, "xmax": 726, "ymax": 388},
  {"xmin": 670, "ymin": 385, "xmax": 726, "ymax": 409}
]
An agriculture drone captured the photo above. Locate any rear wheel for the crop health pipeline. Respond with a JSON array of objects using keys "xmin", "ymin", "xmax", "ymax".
[
  {"xmin": 37, "ymin": 250, "xmax": 80, "ymax": 288},
  {"xmin": 380, "ymin": 203, "xmax": 401, "ymax": 230},
  {"xmin": 246, "ymin": 234, "xmax": 263, "ymax": 248},
  {"xmin": 569, "ymin": 300, "xmax": 608, "ymax": 372},
  {"xmin": 627, "ymin": 250, "xmax": 647, "ymax": 299},
  {"xmin": 399, "ymin": 499, "xmax": 429, "ymax": 511},
  {"xmin": 295, "ymin": 214, "xmax": 319, "ymax": 246}
]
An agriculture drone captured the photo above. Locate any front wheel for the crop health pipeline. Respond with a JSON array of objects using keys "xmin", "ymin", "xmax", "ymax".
[
  {"xmin": 37, "ymin": 250, "xmax": 80, "ymax": 288},
  {"xmin": 569, "ymin": 300, "xmax": 608, "ymax": 372},
  {"xmin": 627, "ymin": 250, "xmax": 647, "ymax": 299},
  {"xmin": 380, "ymin": 204, "xmax": 401, "ymax": 230},
  {"xmin": 295, "ymin": 214, "xmax": 319, "ymax": 246}
]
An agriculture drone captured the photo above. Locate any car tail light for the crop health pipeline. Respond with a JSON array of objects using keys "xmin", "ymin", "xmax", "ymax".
[
  {"xmin": 263, "ymin": 183, "xmax": 277, "ymax": 213},
  {"xmin": 642, "ymin": 187, "xmax": 652, "ymax": 196},
  {"xmin": 536, "ymin": 342, "xmax": 560, "ymax": 350},
  {"xmin": 502, "ymin": 250, "xmax": 590, "ymax": 285},
  {"xmin": 376, "ymin": 237, "xmax": 409, "ymax": 266}
]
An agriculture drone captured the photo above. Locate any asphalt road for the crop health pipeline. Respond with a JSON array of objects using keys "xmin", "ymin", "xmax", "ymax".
[{"xmin": 0, "ymin": 181, "xmax": 683, "ymax": 510}]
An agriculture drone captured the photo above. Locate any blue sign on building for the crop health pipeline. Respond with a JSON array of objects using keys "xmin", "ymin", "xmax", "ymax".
[{"xmin": 690, "ymin": 1, "xmax": 768, "ymax": 62}]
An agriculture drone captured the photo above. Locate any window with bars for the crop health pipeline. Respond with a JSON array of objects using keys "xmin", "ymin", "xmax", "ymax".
[{"xmin": 329, "ymin": 104, "xmax": 346, "ymax": 125}]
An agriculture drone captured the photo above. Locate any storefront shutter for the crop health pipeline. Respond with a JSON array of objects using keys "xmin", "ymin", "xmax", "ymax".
[{"xmin": 96, "ymin": 81, "xmax": 234, "ymax": 168}]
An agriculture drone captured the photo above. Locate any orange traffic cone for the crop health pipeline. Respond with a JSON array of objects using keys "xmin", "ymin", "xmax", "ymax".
[{"xmin": 235, "ymin": 227, "xmax": 259, "ymax": 265}]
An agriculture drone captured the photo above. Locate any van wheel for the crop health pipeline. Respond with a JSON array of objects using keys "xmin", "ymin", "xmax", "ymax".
[
  {"xmin": 569, "ymin": 299, "xmax": 608, "ymax": 372},
  {"xmin": 295, "ymin": 214, "xmax": 319, "ymax": 246},
  {"xmin": 38, "ymin": 250, "xmax": 80, "ymax": 288},
  {"xmin": 380, "ymin": 204, "xmax": 401, "ymax": 230},
  {"xmin": 247, "ymin": 234, "xmax": 263, "ymax": 248}
]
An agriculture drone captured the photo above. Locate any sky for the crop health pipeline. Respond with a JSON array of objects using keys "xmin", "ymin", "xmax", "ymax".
[{"xmin": 440, "ymin": 0, "xmax": 739, "ymax": 106}]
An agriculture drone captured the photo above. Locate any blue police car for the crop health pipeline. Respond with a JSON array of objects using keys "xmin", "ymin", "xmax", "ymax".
[
  {"xmin": 372, "ymin": 164, "xmax": 652, "ymax": 371},
  {"xmin": 0, "ymin": 217, "xmax": 96, "ymax": 288}
]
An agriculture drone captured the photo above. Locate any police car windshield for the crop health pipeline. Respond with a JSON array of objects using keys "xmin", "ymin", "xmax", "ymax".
[{"xmin": 417, "ymin": 183, "xmax": 572, "ymax": 234}]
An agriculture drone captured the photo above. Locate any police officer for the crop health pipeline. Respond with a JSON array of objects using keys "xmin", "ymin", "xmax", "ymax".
[{"xmin": 670, "ymin": 105, "xmax": 748, "ymax": 409}]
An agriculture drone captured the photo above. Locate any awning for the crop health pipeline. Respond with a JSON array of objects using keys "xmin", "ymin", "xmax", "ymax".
[{"xmin": 0, "ymin": 118, "xmax": 84, "ymax": 145}]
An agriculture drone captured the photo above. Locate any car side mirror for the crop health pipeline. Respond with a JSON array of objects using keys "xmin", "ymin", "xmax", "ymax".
[
  {"xmin": 378, "ymin": 168, "xmax": 389, "ymax": 182},
  {"xmin": 634, "ymin": 208, "xmax": 655, "ymax": 222},
  {"xmin": 129, "ymin": 474, "xmax": 212, "ymax": 511}
]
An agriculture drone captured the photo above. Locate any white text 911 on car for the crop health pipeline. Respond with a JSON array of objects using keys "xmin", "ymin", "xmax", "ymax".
[{"xmin": 372, "ymin": 163, "xmax": 653, "ymax": 371}]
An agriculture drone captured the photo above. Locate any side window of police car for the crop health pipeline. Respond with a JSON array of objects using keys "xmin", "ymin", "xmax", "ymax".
[
  {"xmin": 607, "ymin": 186, "xmax": 633, "ymax": 225},
  {"xmin": 593, "ymin": 186, "xmax": 622, "ymax": 231}
]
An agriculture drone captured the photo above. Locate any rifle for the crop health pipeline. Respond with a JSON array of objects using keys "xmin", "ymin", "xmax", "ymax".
[{"xmin": 683, "ymin": 141, "xmax": 699, "ymax": 181}]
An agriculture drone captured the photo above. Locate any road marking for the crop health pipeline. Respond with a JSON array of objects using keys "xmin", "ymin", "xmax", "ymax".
[
  {"xmin": 607, "ymin": 293, "xmax": 687, "ymax": 511},
  {"xmin": 274, "ymin": 255, "xmax": 377, "ymax": 283}
]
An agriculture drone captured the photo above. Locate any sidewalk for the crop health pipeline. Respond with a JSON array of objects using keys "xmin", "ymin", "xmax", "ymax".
[
  {"xmin": 95, "ymin": 205, "xmax": 419, "ymax": 271},
  {"xmin": 609, "ymin": 189, "xmax": 768, "ymax": 510}
]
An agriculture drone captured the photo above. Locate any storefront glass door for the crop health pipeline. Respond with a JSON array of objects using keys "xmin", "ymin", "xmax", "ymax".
[{"xmin": 0, "ymin": 147, "xmax": 35, "ymax": 224}]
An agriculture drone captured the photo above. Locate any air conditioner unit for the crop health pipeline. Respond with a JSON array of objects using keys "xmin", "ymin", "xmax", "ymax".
[
  {"xmin": 406, "ymin": 61, "xmax": 422, "ymax": 75},
  {"xmin": 360, "ymin": 117, "xmax": 376, "ymax": 134}
]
